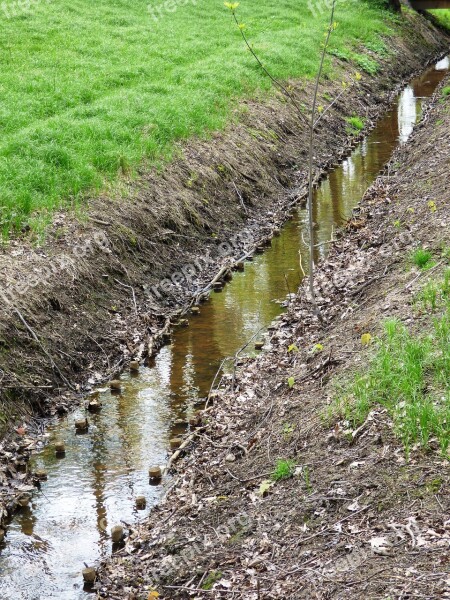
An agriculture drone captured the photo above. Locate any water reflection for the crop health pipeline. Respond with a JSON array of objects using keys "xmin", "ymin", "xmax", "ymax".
[{"xmin": 0, "ymin": 57, "xmax": 448, "ymax": 599}]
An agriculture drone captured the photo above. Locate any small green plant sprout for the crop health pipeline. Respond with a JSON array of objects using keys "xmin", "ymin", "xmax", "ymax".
[
  {"xmin": 393, "ymin": 219, "xmax": 401, "ymax": 229},
  {"xmin": 407, "ymin": 207, "xmax": 415, "ymax": 214},
  {"xmin": 288, "ymin": 344, "xmax": 299, "ymax": 353},
  {"xmin": 313, "ymin": 342, "xmax": 324, "ymax": 353},
  {"xmin": 361, "ymin": 333, "xmax": 372, "ymax": 346},
  {"xmin": 345, "ymin": 115, "xmax": 365, "ymax": 133},
  {"xmin": 441, "ymin": 85, "xmax": 450, "ymax": 98},
  {"xmin": 428, "ymin": 200, "xmax": 437, "ymax": 213},
  {"xmin": 287, "ymin": 376, "xmax": 295, "ymax": 388},
  {"xmin": 282, "ymin": 422, "xmax": 295, "ymax": 438},
  {"xmin": 415, "ymin": 268, "xmax": 450, "ymax": 312},
  {"xmin": 411, "ymin": 247, "xmax": 433, "ymax": 270},
  {"xmin": 441, "ymin": 246, "xmax": 450, "ymax": 262},
  {"xmin": 202, "ymin": 571, "xmax": 223, "ymax": 590},
  {"xmin": 303, "ymin": 465, "xmax": 312, "ymax": 492},
  {"xmin": 416, "ymin": 281, "xmax": 439, "ymax": 312},
  {"xmin": 272, "ymin": 459, "xmax": 296, "ymax": 481}
]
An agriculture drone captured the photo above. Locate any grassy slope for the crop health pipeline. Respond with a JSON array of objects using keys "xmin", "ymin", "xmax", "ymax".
[{"xmin": 0, "ymin": 0, "xmax": 398, "ymax": 236}]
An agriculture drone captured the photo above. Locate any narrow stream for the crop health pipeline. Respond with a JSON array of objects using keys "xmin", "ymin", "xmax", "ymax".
[{"xmin": 1, "ymin": 56, "xmax": 448, "ymax": 599}]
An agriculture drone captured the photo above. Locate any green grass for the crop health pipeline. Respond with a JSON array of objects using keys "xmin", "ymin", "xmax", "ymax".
[
  {"xmin": 330, "ymin": 284, "xmax": 450, "ymax": 456},
  {"xmin": 345, "ymin": 115, "xmax": 365, "ymax": 133},
  {"xmin": 430, "ymin": 8, "xmax": 450, "ymax": 31},
  {"xmin": 201, "ymin": 571, "xmax": 222, "ymax": 590},
  {"xmin": 272, "ymin": 458, "xmax": 296, "ymax": 481},
  {"xmin": 414, "ymin": 268, "xmax": 450, "ymax": 313},
  {"xmin": 442, "ymin": 86, "xmax": 450, "ymax": 98},
  {"xmin": 0, "ymin": 0, "xmax": 398, "ymax": 237},
  {"xmin": 411, "ymin": 247, "xmax": 433, "ymax": 270}
]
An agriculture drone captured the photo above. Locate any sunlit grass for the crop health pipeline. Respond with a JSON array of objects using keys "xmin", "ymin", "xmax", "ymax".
[
  {"xmin": 0, "ymin": 0, "xmax": 418, "ymax": 237},
  {"xmin": 330, "ymin": 278, "xmax": 450, "ymax": 456}
]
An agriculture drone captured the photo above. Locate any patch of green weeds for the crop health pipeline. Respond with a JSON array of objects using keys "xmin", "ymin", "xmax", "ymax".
[
  {"xmin": 330, "ymin": 309, "xmax": 450, "ymax": 456},
  {"xmin": 352, "ymin": 53, "xmax": 379, "ymax": 75},
  {"xmin": 345, "ymin": 115, "xmax": 365, "ymax": 134},
  {"xmin": 272, "ymin": 459, "xmax": 296, "ymax": 481},
  {"xmin": 365, "ymin": 37, "xmax": 389, "ymax": 57},
  {"xmin": 411, "ymin": 247, "xmax": 433, "ymax": 270},
  {"xmin": 414, "ymin": 269, "xmax": 450, "ymax": 312},
  {"xmin": 202, "ymin": 571, "xmax": 223, "ymax": 590}
]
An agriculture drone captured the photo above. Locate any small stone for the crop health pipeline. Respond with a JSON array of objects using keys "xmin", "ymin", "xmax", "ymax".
[
  {"xmin": 234, "ymin": 262, "xmax": 245, "ymax": 272},
  {"xmin": 170, "ymin": 437, "xmax": 182, "ymax": 450},
  {"xmin": 111, "ymin": 525, "xmax": 124, "ymax": 543},
  {"xmin": 82, "ymin": 567, "xmax": 96, "ymax": 583},
  {"xmin": 178, "ymin": 318, "xmax": 189, "ymax": 327},
  {"xmin": 272, "ymin": 228, "xmax": 281, "ymax": 237},
  {"xmin": 213, "ymin": 282, "xmax": 224, "ymax": 292},
  {"xmin": 225, "ymin": 453, "xmax": 236, "ymax": 463},
  {"xmin": 0, "ymin": 529, "xmax": 5, "ymax": 543},
  {"xmin": 55, "ymin": 441, "xmax": 66, "ymax": 455},
  {"xmin": 129, "ymin": 361, "xmax": 139, "ymax": 372},
  {"xmin": 254, "ymin": 341, "xmax": 264, "ymax": 350},
  {"xmin": 34, "ymin": 469, "xmax": 48, "ymax": 481},
  {"xmin": 223, "ymin": 270, "xmax": 233, "ymax": 281},
  {"xmin": 75, "ymin": 418, "xmax": 89, "ymax": 431},
  {"xmin": 255, "ymin": 245, "xmax": 265, "ymax": 253},
  {"xmin": 148, "ymin": 466, "xmax": 162, "ymax": 480},
  {"xmin": 191, "ymin": 306, "xmax": 200, "ymax": 315},
  {"xmin": 110, "ymin": 380, "xmax": 121, "ymax": 391},
  {"xmin": 136, "ymin": 495, "xmax": 146, "ymax": 509}
]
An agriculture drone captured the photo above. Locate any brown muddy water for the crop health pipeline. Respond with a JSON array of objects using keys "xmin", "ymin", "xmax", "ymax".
[{"xmin": 0, "ymin": 56, "xmax": 448, "ymax": 599}]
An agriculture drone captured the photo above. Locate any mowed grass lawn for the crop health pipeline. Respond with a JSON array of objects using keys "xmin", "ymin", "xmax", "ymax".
[{"xmin": 0, "ymin": 0, "xmax": 415, "ymax": 236}]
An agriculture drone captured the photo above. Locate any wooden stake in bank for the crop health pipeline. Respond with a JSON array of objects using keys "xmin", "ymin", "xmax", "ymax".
[
  {"xmin": 148, "ymin": 466, "xmax": 162, "ymax": 481},
  {"xmin": 55, "ymin": 440, "xmax": 66, "ymax": 456},
  {"xmin": 75, "ymin": 417, "xmax": 89, "ymax": 432},
  {"xmin": 111, "ymin": 525, "xmax": 125, "ymax": 543},
  {"xmin": 82, "ymin": 566, "xmax": 97, "ymax": 583},
  {"xmin": 136, "ymin": 495, "xmax": 146, "ymax": 509}
]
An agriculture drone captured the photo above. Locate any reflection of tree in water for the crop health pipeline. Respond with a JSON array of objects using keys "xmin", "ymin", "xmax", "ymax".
[
  {"xmin": 17, "ymin": 505, "xmax": 37, "ymax": 537},
  {"xmin": 167, "ymin": 220, "xmax": 305, "ymax": 420},
  {"xmin": 88, "ymin": 419, "xmax": 110, "ymax": 553}
]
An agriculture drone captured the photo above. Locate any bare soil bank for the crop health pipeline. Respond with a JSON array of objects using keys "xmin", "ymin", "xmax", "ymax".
[
  {"xmin": 97, "ymin": 63, "xmax": 450, "ymax": 599},
  {"xmin": 0, "ymin": 10, "xmax": 448, "ymax": 535}
]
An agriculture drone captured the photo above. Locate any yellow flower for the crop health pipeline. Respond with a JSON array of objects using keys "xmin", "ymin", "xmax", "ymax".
[
  {"xmin": 355, "ymin": 72, "xmax": 362, "ymax": 81},
  {"xmin": 361, "ymin": 333, "xmax": 372, "ymax": 346},
  {"xmin": 428, "ymin": 200, "xmax": 437, "ymax": 213},
  {"xmin": 224, "ymin": 1, "xmax": 239, "ymax": 9}
]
